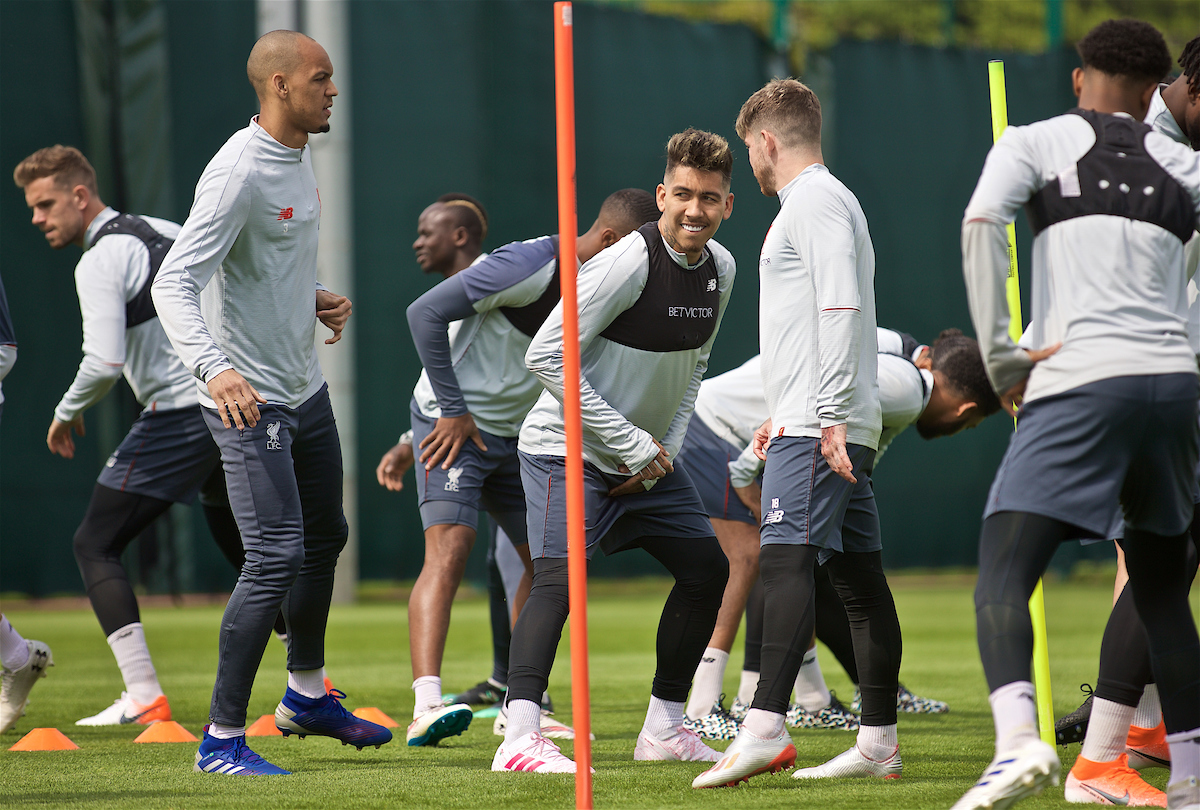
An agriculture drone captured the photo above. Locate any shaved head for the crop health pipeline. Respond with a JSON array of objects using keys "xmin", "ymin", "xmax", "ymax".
[{"xmin": 247, "ymin": 29, "xmax": 317, "ymax": 99}]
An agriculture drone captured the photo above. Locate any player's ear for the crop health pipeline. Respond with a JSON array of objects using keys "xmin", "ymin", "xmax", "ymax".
[
  {"xmin": 956, "ymin": 401, "xmax": 979, "ymax": 419},
  {"xmin": 722, "ymin": 192, "xmax": 734, "ymax": 220},
  {"xmin": 1071, "ymin": 67, "xmax": 1084, "ymax": 99},
  {"xmin": 599, "ymin": 227, "xmax": 619, "ymax": 248},
  {"xmin": 452, "ymin": 226, "xmax": 470, "ymax": 248}
]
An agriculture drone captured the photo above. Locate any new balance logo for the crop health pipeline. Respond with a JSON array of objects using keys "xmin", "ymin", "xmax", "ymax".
[
  {"xmin": 105, "ymin": 454, "xmax": 118, "ymax": 468},
  {"xmin": 266, "ymin": 422, "xmax": 282, "ymax": 450},
  {"xmin": 701, "ymin": 657, "xmax": 716, "ymax": 664},
  {"xmin": 764, "ymin": 510, "xmax": 785, "ymax": 524},
  {"xmin": 444, "ymin": 467, "xmax": 462, "ymax": 492},
  {"xmin": 277, "ymin": 208, "xmax": 293, "ymax": 220},
  {"xmin": 706, "ymin": 278, "xmax": 717, "ymax": 292}
]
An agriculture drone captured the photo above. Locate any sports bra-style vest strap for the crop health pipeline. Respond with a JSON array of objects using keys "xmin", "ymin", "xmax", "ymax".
[
  {"xmin": 91, "ymin": 213, "xmax": 175, "ymax": 328},
  {"xmin": 499, "ymin": 235, "xmax": 562, "ymax": 338},
  {"xmin": 598, "ymin": 221, "xmax": 719, "ymax": 353},
  {"xmin": 1025, "ymin": 109, "xmax": 1194, "ymax": 243}
]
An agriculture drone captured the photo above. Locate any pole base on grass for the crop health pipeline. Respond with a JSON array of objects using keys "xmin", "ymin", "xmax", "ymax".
[
  {"xmin": 246, "ymin": 715, "xmax": 282, "ymax": 737},
  {"xmin": 133, "ymin": 721, "xmax": 198, "ymax": 743},
  {"xmin": 352, "ymin": 707, "xmax": 399, "ymax": 728},
  {"xmin": 9, "ymin": 728, "xmax": 79, "ymax": 751}
]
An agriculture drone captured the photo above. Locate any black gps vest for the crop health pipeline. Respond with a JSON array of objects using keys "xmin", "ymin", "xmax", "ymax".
[
  {"xmin": 1024, "ymin": 109, "xmax": 1194, "ymax": 244},
  {"xmin": 90, "ymin": 213, "xmax": 175, "ymax": 328},
  {"xmin": 598, "ymin": 222, "xmax": 719, "ymax": 353},
  {"xmin": 499, "ymin": 236, "xmax": 562, "ymax": 338}
]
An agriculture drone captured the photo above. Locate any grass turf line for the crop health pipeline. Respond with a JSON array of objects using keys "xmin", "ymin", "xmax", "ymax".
[{"xmin": 1, "ymin": 576, "xmax": 1191, "ymax": 809}]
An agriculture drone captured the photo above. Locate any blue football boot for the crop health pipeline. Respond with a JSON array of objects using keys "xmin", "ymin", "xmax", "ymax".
[{"xmin": 275, "ymin": 688, "xmax": 394, "ymax": 750}]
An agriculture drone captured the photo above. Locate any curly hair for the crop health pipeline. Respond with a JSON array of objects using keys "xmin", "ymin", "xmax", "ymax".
[
  {"xmin": 1179, "ymin": 35, "xmax": 1200, "ymax": 98},
  {"xmin": 930, "ymin": 329, "xmax": 1002, "ymax": 415},
  {"xmin": 665, "ymin": 128, "xmax": 732, "ymax": 187},
  {"xmin": 1076, "ymin": 19, "xmax": 1171, "ymax": 84}
]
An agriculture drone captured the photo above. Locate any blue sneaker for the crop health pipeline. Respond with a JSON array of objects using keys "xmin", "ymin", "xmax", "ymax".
[
  {"xmin": 194, "ymin": 731, "xmax": 290, "ymax": 775},
  {"xmin": 274, "ymin": 688, "xmax": 393, "ymax": 750}
]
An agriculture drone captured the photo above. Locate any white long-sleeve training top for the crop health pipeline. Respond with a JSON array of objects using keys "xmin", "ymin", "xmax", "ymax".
[
  {"xmin": 703, "ymin": 329, "xmax": 930, "ymax": 488},
  {"xmin": 758, "ymin": 164, "xmax": 881, "ymax": 450},
  {"xmin": 54, "ymin": 207, "xmax": 195, "ymax": 423},
  {"xmin": 152, "ymin": 117, "xmax": 324, "ymax": 409},
  {"xmin": 1146, "ymin": 86, "xmax": 1200, "ymax": 356},
  {"xmin": 962, "ymin": 110, "xmax": 1200, "ymax": 403},
  {"xmin": 519, "ymin": 226, "xmax": 735, "ymax": 475}
]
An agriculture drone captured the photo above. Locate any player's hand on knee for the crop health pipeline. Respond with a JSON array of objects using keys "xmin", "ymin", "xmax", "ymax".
[
  {"xmin": 753, "ymin": 418, "xmax": 774, "ymax": 460},
  {"xmin": 207, "ymin": 369, "xmax": 268, "ymax": 430},
  {"xmin": 316, "ymin": 289, "xmax": 352, "ymax": 344},
  {"xmin": 820, "ymin": 423, "xmax": 857, "ymax": 484},
  {"xmin": 46, "ymin": 415, "xmax": 85, "ymax": 459},
  {"xmin": 733, "ymin": 482, "xmax": 762, "ymax": 522},
  {"xmin": 418, "ymin": 413, "xmax": 487, "ymax": 471},
  {"xmin": 376, "ymin": 442, "xmax": 414, "ymax": 491}
]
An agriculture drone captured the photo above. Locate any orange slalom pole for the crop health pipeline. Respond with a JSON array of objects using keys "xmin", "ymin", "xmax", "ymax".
[{"xmin": 554, "ymin": 3, "xmax": 592, "ymax": 806}]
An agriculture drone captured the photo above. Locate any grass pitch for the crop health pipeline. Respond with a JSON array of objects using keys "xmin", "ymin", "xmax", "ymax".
[{"xmin": 1, "ymin": 574, "xmax": 1192, "ymax": 809}]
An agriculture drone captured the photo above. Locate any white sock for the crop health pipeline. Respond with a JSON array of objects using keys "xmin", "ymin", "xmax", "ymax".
[
  {"xmin": 685, "ymin": 647, "xmax": 729, "ymax": 720},
  {"xmin": 207, "ymin": 722, "xmax": 245, "ymax": 739},
  {"xmin": 1081, "ymin": 698, "xmax": 1136, "ymax": 763},
  {"xmin": 1166, "ymin": 727, "xmax": 1200, "ymax": 785},
  {"xmin": 287, "ymin": 668, "xmax": 327, "ymax": 699},
  {"xmin": 504, "ymin": 698, "xmax": 542, "ymax": 745},
  {"xmin": 643, "ymin": 696, "xmax": 686, "ymax": 738},
  {"xmin": 412, "ymin": 675, "xmax": 442, "ymax": 715},
  {"xmin": 1132, "ymin": 685, "xmax": 1162, "ymax": 730},
  {"xmin": 737, "ymin": 669, "xmax": 759, "ymax": 704},
  {"xmin": 107, "ymin": 623, "xmax": 163, "ymax": 706},
  {"xmin": 857, "ymin": 723, "xmax": 898, "ymax": 761},
  {"xmin": 793, "ymin": 647, "xmax": 832, "ymax": 711},
  {"xmin": 988, "ymin": 681, "xmax": 1039, "ymax": 754},
  {"xmin": 0, "ymin": 615, "xmax": 29, "ymax": 670},
  {"xmin": 742, "ymin": 708, "xmax": 785, "ymax": 739}
]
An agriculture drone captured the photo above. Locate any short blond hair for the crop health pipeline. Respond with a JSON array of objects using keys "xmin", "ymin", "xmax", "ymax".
[
  {"xmin": 13, "ymin": 145, "xmax": 98, "ymax": 194},
  {"xmin": 735, "ymin": 79, "xmax": 822, "ymax": 151},
  {"xmin": 665, "ymin": 128, "xmax": 733, "ymax": 187}
]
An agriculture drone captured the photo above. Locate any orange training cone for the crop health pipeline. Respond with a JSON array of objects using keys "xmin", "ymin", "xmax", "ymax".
[
  {"xmin": 9, "ymin": 728, "xmax": 79, "ymax": 751},
  {"xmin": 245, "ymin": 715, "xmax": 282, "ymax": 736},
  {"xmin": 352, "ymin": 707, "xmax": 399, "ymax": 728},
  {"xmin": 133, "ymin": 721, "xmax": 198, "ymax": 743},
  {"xmin": 324, "ymin": 676, "xmax": 334, "ymax": 694}
]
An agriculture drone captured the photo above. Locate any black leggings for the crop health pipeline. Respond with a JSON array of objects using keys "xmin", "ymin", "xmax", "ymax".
[
  {"xmin": 977, "ymin": 510, "xmax": 1200, "ymax": 735},
  {"xmin": 1094, "ymin": 520, "xmax": 1199, "ymax": 709},
  {"xmin": 753, "ymin": 545, "xmax": 900, "ymax": 725},
  {"xmin": 743, "ymin": 564, "xmax": 860, "ymax": 684},
  {"xmin": 73, "ymin": 470, "xmax": 284, "ymax": 637},
  {"xmin": 506, "ymin": 535, "xmax": 728, "ymax": 705}
]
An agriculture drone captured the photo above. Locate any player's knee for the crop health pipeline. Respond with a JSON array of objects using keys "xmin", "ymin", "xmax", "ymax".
[{"xmin": 72, "ymin": 521, "xmax": 110, "ymax": 567}]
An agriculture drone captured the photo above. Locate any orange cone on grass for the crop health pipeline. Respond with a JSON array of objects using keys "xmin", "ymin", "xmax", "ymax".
[
  {"xmin": 246, "ymin": 715, "xmax": 282, "ymax": 736},
  {"xmin": 9, "ymin": 728, "xmax": 79, "ymax": 751},
  {"xmin": 133, "ymin": 721, "xmax": 198, "ymax": 743},
  {"xmin": 352, "ymin": 707, "xmax": 399, "ymax": 728}
]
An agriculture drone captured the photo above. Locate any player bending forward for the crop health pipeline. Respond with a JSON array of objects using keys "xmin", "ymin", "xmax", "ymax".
[{"xmin": 493, "ymin": 129, "xmax": 736, "ymax": 773}]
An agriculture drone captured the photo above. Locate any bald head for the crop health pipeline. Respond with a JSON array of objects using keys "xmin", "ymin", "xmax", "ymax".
[{"xmin": 247, "ymin": 29, "xmax": 318, "ymax": 99}]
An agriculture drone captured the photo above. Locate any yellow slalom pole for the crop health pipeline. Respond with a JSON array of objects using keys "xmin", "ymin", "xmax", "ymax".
[{"xmin": 987, "ymin": 59, "xmax": 1055, "ymax": 747}]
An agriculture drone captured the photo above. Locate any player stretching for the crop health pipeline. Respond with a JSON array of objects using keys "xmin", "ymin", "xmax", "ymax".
[
  {"xmin": 682, "ymin": 327, "xmax": 997, "ymax": 740},
  {"xmin": 1059, "ymin": 32, "xmax": 1200, "ymax": 810},
  {"xmin": 493, "ymin": 129, "xmax": 736, "ymax": 773},
  {"xmin": 397, "ymin": 189, "xmax": 658, "ymax": 746},
  {"xmin": 695, "ymin": 78, "xmax": 902, "ymax": 788},
  {"xmin": 953, "ymin": 19, "xmax": 1200, "ymax": 810},
  {"xmin": 13, "ymin": 145, "xmax": 315, "ymax": 726},
  {"xmin": 153, "ymin": 30, "xmax": 390, "ymax": 775}
]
